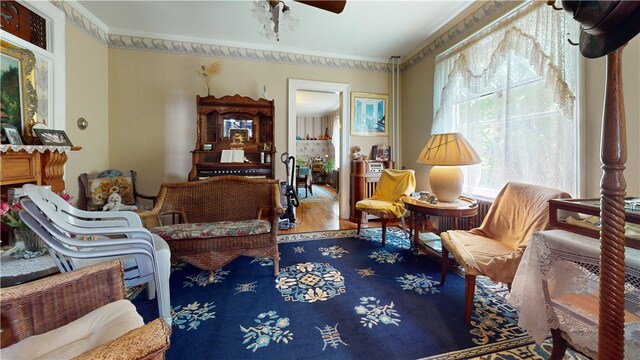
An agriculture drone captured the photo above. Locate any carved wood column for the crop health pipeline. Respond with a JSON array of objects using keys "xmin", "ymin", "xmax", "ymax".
[
  {"xmin": 599, "ymin": 47, "xmax": 627, "ymax": 360},
  {"xmin": 40, "ymin": 150, "xmax": 68, "ymax": 193}
]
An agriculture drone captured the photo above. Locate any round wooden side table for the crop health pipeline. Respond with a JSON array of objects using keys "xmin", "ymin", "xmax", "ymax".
[{"xmin": 403, "ymin": 195, "xmax": 478, "ymax": 284}]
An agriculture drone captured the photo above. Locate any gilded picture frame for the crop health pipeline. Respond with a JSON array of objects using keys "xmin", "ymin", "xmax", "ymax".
[
  {"xmin": 0, "ymin": 40, "xmax": 38, "ymax": 138},
  {"xmin": 350, "ymin": 92, "xmax": 388, "ymax": 136}
]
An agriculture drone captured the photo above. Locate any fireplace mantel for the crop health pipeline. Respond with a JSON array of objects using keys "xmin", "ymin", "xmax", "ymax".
[{"xmin": 0, "ymin": 145, "xmax": 81, "ymax": 194}]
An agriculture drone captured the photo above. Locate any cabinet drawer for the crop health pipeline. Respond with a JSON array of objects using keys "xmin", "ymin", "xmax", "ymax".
[{"xmin": 0, "ymin": 152, "xmax": 41, "ymax": 185}]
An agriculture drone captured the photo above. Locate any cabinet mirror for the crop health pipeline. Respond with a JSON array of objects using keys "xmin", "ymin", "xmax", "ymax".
[{"xmin": 223, "ymin": 119, "xmax": 253, "ymax": 140}]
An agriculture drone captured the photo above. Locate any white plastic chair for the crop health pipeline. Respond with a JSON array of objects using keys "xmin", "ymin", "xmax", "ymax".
[{"xmin": 19, "ymin": 184, "xmax": 172, "ymax": 324}]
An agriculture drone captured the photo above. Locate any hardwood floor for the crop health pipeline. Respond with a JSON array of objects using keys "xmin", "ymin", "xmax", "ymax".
[{"xmin": 277, "ymin": 184, "xmax": 388, "ymax": 234}]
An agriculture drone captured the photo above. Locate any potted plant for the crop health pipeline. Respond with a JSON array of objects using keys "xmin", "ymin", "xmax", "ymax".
[
  {"xmin": 321, "ymin": 159, "xmax": 335, "ymax": 174},
  {"xmin": 321, "ymin": 160, "xmax": 336, "ymax": 186}
]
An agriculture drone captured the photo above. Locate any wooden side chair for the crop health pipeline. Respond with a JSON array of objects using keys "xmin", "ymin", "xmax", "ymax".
[
  {"xmin": 78, "ymin": 169, "xmax": 157, "ymax": 211},
  {"xmin": 296, "ymin": 166, "xmax": 313, "ymax": 198}
]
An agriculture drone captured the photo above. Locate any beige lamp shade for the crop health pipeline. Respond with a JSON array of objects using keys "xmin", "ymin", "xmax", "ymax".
[
  {"xmin": 416, "ymin": 132, "xmax": 481, "ymax": 166},
  {"xmin": 417, "ymin": 132, "xmax": 480, "ymax": 202}
]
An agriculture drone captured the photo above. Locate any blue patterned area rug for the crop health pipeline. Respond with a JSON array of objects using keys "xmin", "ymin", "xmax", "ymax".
[{"xmin": 134, "ymin": 228, "xmax": 554, "ymax": 359}]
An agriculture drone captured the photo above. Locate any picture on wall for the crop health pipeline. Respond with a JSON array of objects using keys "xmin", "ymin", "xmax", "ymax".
[
  {"xmin": 1, "ymin": 40, "xmax": 38, "ymax": 137},
  {"xmin": 350, "ymin": 92, "xmax": 388, "ymax": 136}
]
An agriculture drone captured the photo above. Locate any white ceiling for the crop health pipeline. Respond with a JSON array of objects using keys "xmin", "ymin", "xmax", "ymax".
[
  {"xmin": 75, "ymin": 0, "xmax": 474, "ymax": 117},
  {"xmin": 296, "ymin": 90, "xmax": 340, "ymax": 116},
  {"xmin": 76, "ymin": 0, "xmax": 474, "ymax": 62}
]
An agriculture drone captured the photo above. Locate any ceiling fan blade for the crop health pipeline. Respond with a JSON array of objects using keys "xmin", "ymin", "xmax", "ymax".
[{"xmin": 295, "ymin": 0, "xmax": 347, "ymax": 14}]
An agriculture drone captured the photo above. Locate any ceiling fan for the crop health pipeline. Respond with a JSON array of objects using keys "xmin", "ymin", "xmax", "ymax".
[
  {"xmin": 254, "ymin": 0, "xmax": 346, "ymax": 40},
  {"xmin": 295, "ymin": 0, "xmax": 347, "ymax": 14}
]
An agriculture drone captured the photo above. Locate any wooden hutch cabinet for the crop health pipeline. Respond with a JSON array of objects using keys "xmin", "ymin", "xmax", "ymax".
[{"xmin": 189, "ymin": 95, "xmax": 276, "ymax": 180}]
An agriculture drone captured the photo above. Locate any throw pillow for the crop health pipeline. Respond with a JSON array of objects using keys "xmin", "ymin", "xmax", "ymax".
[{"xmin": 88, "ymin": 176, "xmax": 135, "ymax": 206}]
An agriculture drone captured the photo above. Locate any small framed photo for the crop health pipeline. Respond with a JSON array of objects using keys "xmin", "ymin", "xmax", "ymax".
[
  {"xmin": 33, "ymin": 128, "xmax": 73, "ymax": 146},
  {"xmin": 2, "ymin": 125, "xmax": 24, "ymax": 145}
]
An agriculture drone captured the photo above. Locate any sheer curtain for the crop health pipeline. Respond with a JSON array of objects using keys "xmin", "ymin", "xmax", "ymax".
[{"xmin": 432, "ymin": 1, "xmax": 579, "ymax": 198}]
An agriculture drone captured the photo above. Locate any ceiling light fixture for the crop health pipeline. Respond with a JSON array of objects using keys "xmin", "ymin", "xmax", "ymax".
[{"xmin": 252, "ymin": 0, "xmax": 299, "ymax": 41}]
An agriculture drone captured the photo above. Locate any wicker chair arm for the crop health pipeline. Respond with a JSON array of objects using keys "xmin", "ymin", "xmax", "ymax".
[
  {"xmin": 72, "ymin": 318, "xmax": 171, "ymax": 360},
  {"xmin": 137, "ymin": 210, "xmax": 162, "ymax": 228},
  {"xmin": 0, "ymin": 260, "xmax": 125, "ymax": 346}
]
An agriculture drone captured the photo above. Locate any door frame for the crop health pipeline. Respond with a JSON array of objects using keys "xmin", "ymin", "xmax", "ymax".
[{"xmin": 287, "ymin": 79, "xmax": 351, "ymax": 219}]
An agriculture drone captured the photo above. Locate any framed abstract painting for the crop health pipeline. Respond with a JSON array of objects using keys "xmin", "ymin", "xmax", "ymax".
[{"xmin": 350, "ymin": 92, "xmax": 388, "ymax": 136}]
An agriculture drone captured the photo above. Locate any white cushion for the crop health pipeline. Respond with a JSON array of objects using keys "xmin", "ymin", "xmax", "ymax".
[{"xmin": 2, "ymin": 300, "xmax": 143, "ymax": 360}]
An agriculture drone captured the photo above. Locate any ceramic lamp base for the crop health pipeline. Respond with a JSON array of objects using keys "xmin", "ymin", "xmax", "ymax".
[{"xmin": 429, "ymin": 166, "xmax": 463, "ymax": 202}]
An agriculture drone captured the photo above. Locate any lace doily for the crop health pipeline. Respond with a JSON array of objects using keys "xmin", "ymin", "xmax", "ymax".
[
  {"xmin": 508, "ymin": 230, "xmax": 640, "ymax": 358},
  {"xmin": 0, "ymin": 145, "xmax": 71, "ymax": 154}
]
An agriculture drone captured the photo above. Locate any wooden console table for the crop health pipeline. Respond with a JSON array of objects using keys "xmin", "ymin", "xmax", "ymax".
[{"xmin": 0, "ymin": 145, "xmax": 81, "ymax": 194}]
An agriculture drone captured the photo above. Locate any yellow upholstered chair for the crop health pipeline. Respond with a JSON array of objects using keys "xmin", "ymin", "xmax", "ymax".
[
  {"xmin": 440, "ymin": 182, "xmax": 570, "ymax": 323},
  {"xmin": 355, "ymin": 169, "xmax": 416, "ymax": 246}
]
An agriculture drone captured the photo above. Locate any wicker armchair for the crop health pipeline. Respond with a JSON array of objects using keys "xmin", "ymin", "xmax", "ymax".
[
  {"xmin": 0, "ymin": 260, "xmax": 171, "ymax": 359},
  {"xmin": 138, "ymin": 176, "xmax": 284, "ymax": 281}
]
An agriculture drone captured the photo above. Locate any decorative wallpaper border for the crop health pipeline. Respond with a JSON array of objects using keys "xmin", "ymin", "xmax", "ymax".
[
  {"xmin": 401, "ymin": 1, "xmax": 516, "ymax": 71},
  {"xmin": 51, "ymin": 1, "xmax": 108, "ymax": 46},
  {"xmin": 53, "ymin": 0, "xmax": 512, "ymax": 73},
  {"xmin": 106, "ymin": 34, "xmax": 391, "ymax": 72}
]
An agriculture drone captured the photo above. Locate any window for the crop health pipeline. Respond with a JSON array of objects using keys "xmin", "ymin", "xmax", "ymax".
[
  {"xmin": 1, "ymin": 0, "xmax": 65, "ymax": 131},
  {"xmin": 432, "ymin": 1, "xmax": 579, "ymax": 198}
]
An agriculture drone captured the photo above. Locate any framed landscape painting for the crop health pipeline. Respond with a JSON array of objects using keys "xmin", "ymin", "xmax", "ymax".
[
  {"xmin": 0, "ymin": 40, "xmax": 37, "ymax": 137},
  {"xmin": 350, "ymin": 92, "xmax": 388, "ymax": 136}
]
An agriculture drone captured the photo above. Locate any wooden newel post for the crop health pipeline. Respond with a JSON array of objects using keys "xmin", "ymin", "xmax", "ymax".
[{"xmin": 598, "ymin": 46, "xmax": 627, "ymax": 360}]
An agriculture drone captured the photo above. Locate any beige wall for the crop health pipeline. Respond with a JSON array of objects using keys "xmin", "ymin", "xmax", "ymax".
[
  {"xmin": 106, "ymin": 49, "xmax": 388, "ymax": 194},
  {"xmin": 401, "ymin": 22, "xmax": 640, "ymax": 198},
  {"xmin": 64, "ymin": 24, "xmax": 109, "ymax": 200},
  {"xmin": 583, "ymin": 38, "xmax": 640, "ymax": 197},
  {"xmin": 64, "ymin": 6, "xmax": 638, "ymax": 202}
]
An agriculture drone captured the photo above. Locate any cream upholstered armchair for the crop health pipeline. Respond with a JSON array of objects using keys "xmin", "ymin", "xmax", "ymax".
[
  {"xmin": 355, "ymin": 169, "xmax": 416, "ymax": 246},
  {"xmin": 0, "ymin": 260, "xmax": 171, "ymax": 359},
  {"xmin": 440, "ymin": 182, "xmax": 570, "ymax": 323}
]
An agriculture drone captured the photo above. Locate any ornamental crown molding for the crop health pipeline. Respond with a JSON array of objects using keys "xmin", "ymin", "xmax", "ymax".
[
  {"xmin": 401, "ymin": 0, "xmax": 518, "ymax": 71},
  {"xmin": 53, "ymin": 0, "xmax": 513, "ymax": 72}
]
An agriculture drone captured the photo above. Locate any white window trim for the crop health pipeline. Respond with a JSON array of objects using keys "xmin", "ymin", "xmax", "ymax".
[{"xmin": 1, "ymin": 1, "xmax": 65, "ymax": 131}]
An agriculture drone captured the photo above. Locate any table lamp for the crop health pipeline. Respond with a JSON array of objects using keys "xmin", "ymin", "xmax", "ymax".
[{"xmin": 416, "ymin": 132, "xmax": 480, "ymax": 202}]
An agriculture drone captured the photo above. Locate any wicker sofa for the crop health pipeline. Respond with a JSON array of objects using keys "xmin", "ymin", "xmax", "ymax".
[
  {"xmin": 0, "ymin": 260, "xmax": 171, "ymax": 359},
  {"xmin": 138, "ymin": 176, "xmax": 283, "ymax": 281}
]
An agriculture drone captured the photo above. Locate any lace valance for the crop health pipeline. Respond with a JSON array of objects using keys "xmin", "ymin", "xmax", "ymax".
[
  {"xmin": 432, "ymin": 0, "xmax": 578, "ymax": 133},
  {"xmin": 0, "ymin": 145, "xmax": 72, "ymax": 155}
]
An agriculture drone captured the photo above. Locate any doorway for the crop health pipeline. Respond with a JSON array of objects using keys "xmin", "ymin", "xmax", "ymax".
[{"xmin": 287, "ymin": 79, "xmax": 351, "ymax": 220}]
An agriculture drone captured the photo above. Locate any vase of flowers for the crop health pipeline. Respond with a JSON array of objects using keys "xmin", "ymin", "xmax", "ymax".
[
  {"xmin": 1, "ymin": 201, "xmax": 27, "ymax": 247},
  {"xmin": 13, "ymin": 228, "xmax": 45, "ymax": 252},
  {"xmin": 1, "ymin": 200, "xmax": 46, "ymax": 255},
  {"xmin": 1, "ymin": 192, "xmax": 71, "ymax": 256}
]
